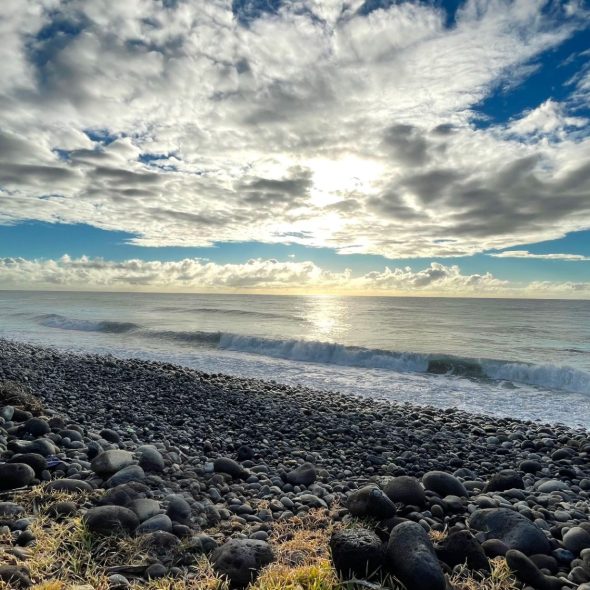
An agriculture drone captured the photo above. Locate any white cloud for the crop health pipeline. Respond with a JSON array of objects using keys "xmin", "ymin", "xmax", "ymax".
[
  {"xmin": 490, "ymin": 250, "xmax": 590, "ymax": 261},
  {"xmin": 1, "ymin": 254, "xmax": 589, "ymax": 298},
  {"xmin": 0, "ymin": 0, "xmax": 589, "ymax": 258}
]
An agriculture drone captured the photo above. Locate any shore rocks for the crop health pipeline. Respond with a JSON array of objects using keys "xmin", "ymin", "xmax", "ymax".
[
  {"xmin": 83, "ymin": 506, "xmax": 139, "ymax": 536},
  {"xmin": 422, "ymin": 471, "xmax": 467, "ymax": 497},
  {"xmin": 214, "ymin": 457, "xmax": 249, "ymax": 480},
  {"xmin": 330, "ymin": 528, "xmax": 383, "ymax": 579},
  {"xmin": 347, "ymin": 486, "xmax": 396, "ymax": 519},
  {"xmin": 286, "ymin": 462, "xmax": 317, "ymax": 486},
  {"xmin": 385, "ymin": 522, "xmax": 446, "ymax": 590},
  {"xmin": 382, "ymin": 475, "xmax": 426, "ymax": 507},
  {"xmin": 212, "ymin": 539, "xmax": 274, "ymax": 586},
  {"xmin": 91, "ymin": 450, "xmax": 135, "ymax": 476},
  {"xmin": 0, "ymin": 463, "xmax": 35, "ymax": 491},
  {"xmin": 469, "ymin": 508, "xmax": 551, "ymax": 555}
]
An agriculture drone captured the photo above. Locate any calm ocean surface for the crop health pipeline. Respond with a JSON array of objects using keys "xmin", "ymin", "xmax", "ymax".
[{"xmin": 1, "ymin": 290, "xmax": 589, "ymax": 427}]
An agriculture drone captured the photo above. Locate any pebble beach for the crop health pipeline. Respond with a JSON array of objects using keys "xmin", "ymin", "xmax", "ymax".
[{"xmin": 1, "ymin": 338, "xmax": 590, "ymax": 590}]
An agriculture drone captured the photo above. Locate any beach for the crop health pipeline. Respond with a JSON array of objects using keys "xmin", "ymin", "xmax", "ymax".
[{"xmin": 1, "ymin": 338, "xmax": 590, "ymax": 589}]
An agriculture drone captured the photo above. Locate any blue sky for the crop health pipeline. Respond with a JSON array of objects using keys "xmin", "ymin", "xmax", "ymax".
[{"xmin": 1, "ymin": 0, "xmax": 589, "ymax": 296}]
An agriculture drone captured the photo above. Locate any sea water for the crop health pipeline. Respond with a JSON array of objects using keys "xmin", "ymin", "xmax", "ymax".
[{"xmin": 1, "ymin": 290, "xmax": 589, "ymax": 427}]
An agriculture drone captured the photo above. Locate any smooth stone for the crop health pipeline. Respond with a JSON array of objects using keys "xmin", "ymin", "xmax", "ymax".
[
  {"xmin": 91, "ymin": 450, "xmax": 135, "ymax": 476},
  {"xmin": 212, "ymin": 539, "xmax": 274, "ymax": 586},
  {"xmin": 563, "ymin": 527, "xmax": 590, "ymax": 555},
  {"xmin": 8, "ymin": 453, "xmax": 47, "ymax": 476},
  {"xmin": 137, "ymin": 514, "xmax": 173, "ymax": 534},
  {"xmin": 136, "ymin": 445, "xmax": 165, "ymax": 473},
  {"xmin": 436, "ymin": 530, "xmax": 490, "ymax": 572},
  {"xmin": 128, "ymin": 498, "xmax": 162, "ymax": 522},
  {"xmin": 214, "ymin": 457, "xmax": 249, "ymax": 479},
  {"xmin": 83, "ymin": 506, "xmax": 139, "ymax": 536},
  {"xmin": 382, "ymin": 476, "xmax": 426, "ymax": 507},
  {"xmin": 348, "ymin": 485, "xmax": 396, "ymax": 520},
  {"xmin": 0, "ymin": 502, "xmax": 25, "ymax": 517},
  {"xmin": 0, "ymin": 463, "xmax": 35, "ymax": 491},
  {"xmin": 0, "ymin": 565, "xmax": 31, "ymax": 588},
  {"xmin": 47, "ymin": 501, "xmax": 77, "ymax": 519},
  {"xmin": 100, "ymin": 429, "xmax": 120, "ymax": 443},
  {"xmin": 385, "ymin": 521, "xmax": 446, "ymax": 590},
  {"xmin": 505, "ymin": 550, "xmax": 564, "ymax": 590},
  {"xmin": 145, "ymin": 563, "xmax": 167, "ymax": 580},
  {"xmin": 108, "ymin": 573, "xmax": 130, "ymax": 589},
  {"xmin": 23, "ymin": 418, "xmax": 50, "ymax": 437},
  {"xmin": 166, "ymin": 495, "xmax": 192, "ymax": 525},
  {"xmin": 469, "ymin": 508, "xmax": 551, "ymax": 555},
  {"xmin": 483, "ymin": 470, "xmax": 524, "ymax": 493},
  {"xmin": 286, "ymin": 462, "xmax": 317, "ymax": 486},
  {"xmin": 422, "ymin": 471, "xmax": 467, "ymax": 497},
  {"xmin": 330, "ymin": 528, "xmax": 383, "ymax": 579},
  {"xmin": 535, "ymin": 480, "xmax": 569, "ymax": 493},
  {"xmin": 106, "ymin": 465, "xmax": 145, "ymax": 487}
]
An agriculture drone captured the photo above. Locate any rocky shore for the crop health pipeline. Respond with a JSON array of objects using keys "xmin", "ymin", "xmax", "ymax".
[{"xmin": 1, "ymin": 338, "xmax": 590, "ymax": 590}]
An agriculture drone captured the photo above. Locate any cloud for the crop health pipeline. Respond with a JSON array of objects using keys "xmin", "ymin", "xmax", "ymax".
[
  {"xmin": 490, "ymin": 250, "xmax": 590, "ymax": 261},
  {"xmin": 1, "ymin": 254, "xmax": 589, "ymax": 298},
  {"xmin": 0, "ymin": 0, "xmax": 589, "ymax": 257}
]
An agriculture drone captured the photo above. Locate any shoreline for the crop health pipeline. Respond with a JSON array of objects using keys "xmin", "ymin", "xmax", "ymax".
[{"xmin": 1, "ymin": 338, "xmax": 590, "ymax": 589}]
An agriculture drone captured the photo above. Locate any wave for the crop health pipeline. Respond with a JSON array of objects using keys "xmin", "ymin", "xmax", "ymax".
[
  {"xmin": 32, "ymin": 315, "xmax": 590, "ymax": 395},
  {"xmin": 212, "ymin": 333, "xmax": 590, "ymax": 395},
  {"xmin": 153, "ymin": 306, "xmax": 301, "ymax": 321},
  {"xmin": 37, "ymin": 314, "xmax": 139, "ymax": 334}
]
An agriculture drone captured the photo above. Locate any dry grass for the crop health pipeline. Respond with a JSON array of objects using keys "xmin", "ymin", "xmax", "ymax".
[
  {"xmin": 0, "ymin": 487, "xmax": 522, "ymax": 590},
  {"xmin": 0, "ymin": 380, "xmax": 44, "ymax": 414},
  {"xmin": 448, "ymin": 557, "xmax": 519, "ymax": 590}
]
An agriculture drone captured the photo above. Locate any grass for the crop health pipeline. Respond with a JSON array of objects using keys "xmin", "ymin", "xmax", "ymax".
[{"xmin": 0, "ymin": 485, "xmax": 522, "ymax": 590}]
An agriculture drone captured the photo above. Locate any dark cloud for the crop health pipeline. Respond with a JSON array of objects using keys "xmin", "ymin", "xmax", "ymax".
[{"xmin": 383, "ymin": 124, "xmax": 430, "ymax": 166}]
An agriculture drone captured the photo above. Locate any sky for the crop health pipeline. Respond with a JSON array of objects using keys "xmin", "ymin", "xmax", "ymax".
[{"xmin": 0, "ymin": 0, "xmax": 589, "ymax": 297}]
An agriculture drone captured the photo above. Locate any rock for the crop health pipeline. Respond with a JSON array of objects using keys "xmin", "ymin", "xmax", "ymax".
[
  {"xmin": 166, "ymin": 495, "xmax": 192, "ymax": 525},
  {"xmin": 505, "ymin": 550, "xmax": 564, "ymax": 590},
  {"xmin": 212, "ymin": 539, "xmax": 274, "ymax": 586},
  {"xmin": 141, "ymin": 531, "xmax": 181, "ymax": 563},
  {"xmin": 91, "ymin": 450, "xmax": 135, "ymax": 476},
  {"xmin": 236, "ymin": 445, "xmax": 254, "ymax": 461},
  {"xmin": 99, "ymin": 483, "xmax": 147, "ymax": 507},
  {"xmin": 422, "ymin": 471, "xmax": 467, "ymax": 497},
  {"xmin": 385, "ymin": 521, "xmax": 446, "ymax": 590},
  {"xmin": 136, "ymin": 445, "xmax": 165, "ymax": 472},
  {"xmin": 535, "ymin": 480, "xmax": 569, "ymax": 493},
  {"xmin": 382, "ymin": 476, "xmax": 426, "ymax": 507},
  {"xmin": 469, "ymin": 508, "xmax": 551, "ymax": 555},
  {"xmin": 47, "ymin": 501, "xmax": 77, "ymax": 519},
  {"xmin": 0, "ymin": 502, "xmax": 25, "ymax": 517},
  {"xmin": 106, "ymin": 465, "xmax": 145, "ymax": 487},
  {"xmin": 0, "ymin": 463, "xmax": 35, "ymax": 491},
  {"xmin": 128, "ymin": 498, "xmax": 162, "ymax": 522},
  {"xmin": 8, "ymin": 453, "xmax": 47, "ymax": 476},
  {"xmin": 562, "ymin": 527, "xmax": 590, "ymax": 555},
  {"xmin": 137, "ymin": 514, "xmax": 173, "ymax": 534},
  {"xmin": 145, "ymin": 563, "xmax": 167, "ymax": 579},
  {"xmin": 108, "ymin": 573, "xmax": 130, "ymax": 589},
  {"xmin": 0, "ymin": 565, "xmax": 31, "ymax": 588},
  {"xmin": 45, "ymin": 479, "xmax": 93, "ymax": 493},
  {"xmin": 436, "ymin": 530, "xmax": 490, "ymax": 572},
  {"xmin": 100, "ymin": 429, "xmax": 120, "ymax": 443},
  {"xmin": 23, "ymin": 417, "xmax": 50, "ymax": 436},
  {"xmin": 519, "ymin": 459, "xmax": 542, "ymax": 474},
  {"xmin": 483, "ymin": 470, "xmax": 524, "ymax": 492},
  {"xmin": 83, "ymin": 506, "xmax": 139, "ymax": 536},
  {"xmin": 330, "ymin": 528, "xmax": 383, "ymax": 579},
  {"xmin": 214, "ymin": 457, "xmax": 249, "ymax": 479},
  {"xmin": 286, "ymin": 462, "xmax": 317, "ymax": 486},
  {"xmin": 348, "ymin": 485, "xmax": 396, "ymax": 519}
]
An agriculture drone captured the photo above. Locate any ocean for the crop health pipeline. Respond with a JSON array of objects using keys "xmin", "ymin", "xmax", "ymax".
[{"xmin": 0, "ymin": 290, "xmax": 589, "ymax": 427}]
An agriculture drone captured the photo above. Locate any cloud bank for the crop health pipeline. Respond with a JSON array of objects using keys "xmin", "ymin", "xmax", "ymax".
[
  {"xmin": 1, "ymin": 255, "xmax": 588, "ymax": 297},
  {"xmin": 0, "ymin": 0, "xmax": 589, "ymax": 259}
]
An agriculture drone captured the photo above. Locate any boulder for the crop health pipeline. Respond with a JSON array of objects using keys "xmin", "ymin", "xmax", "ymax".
[
  {"xmin": 212, "ymin": 539, "xmax": 274, "ymax": 586},
  {"xmin": 385, "ymin": 521, "xmax": 446, "ymax": 590},
  {"xmin": 348, "ymin": 485, "xmax": 396, "ymax": 520},
  {"xmin": 330, "ymin": 528, "xmax": 383, "ymax": 579},
  {"xmin": 45, "ymin": 479, "xmax": 93, "ymax": 493},
  {"xmin": 286, "ymin": 462, "xmax": 317, "ymax": 486},
  {"xmin": 422, "ymin": 471, "xmax": 467, "ymax": 497},
  {"xmin": 91, "ymin": 450, "xmax": 135, "ymax": 476},
  {"xmin": 0, "ymin": 463, "xmax": 35, "ymax": 491},
  {"xmin": 436, "ymin": 530, "xmax": 490, "ymax": 572},
  {"xmin": 469, "ymin": 508, "xmax": 551, "ymax": 555},
  {"xmin": 83, "ymin": 506, "xmax": 139, "ymax": 536},
  {"xmin": 505, "ymin": 550, "xmax": 564, "ymax": 590},
  {"xmin": 136, "ymin": 445, "xmax": 165, "ymax": 472},
  {"xmin": 106, "ymin": 465, "xmax": 145, "ymax": 487},
  {"xmin": 214, "ymin": 457, "xmax": 249, "ymax": 479},
  {"xmin": 483, "ymin": 470, "xmax": 524, "ymax": 493},
  {"xmin": 382, "ymin": 476, "xmax": 426, "ymax": 507}
]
